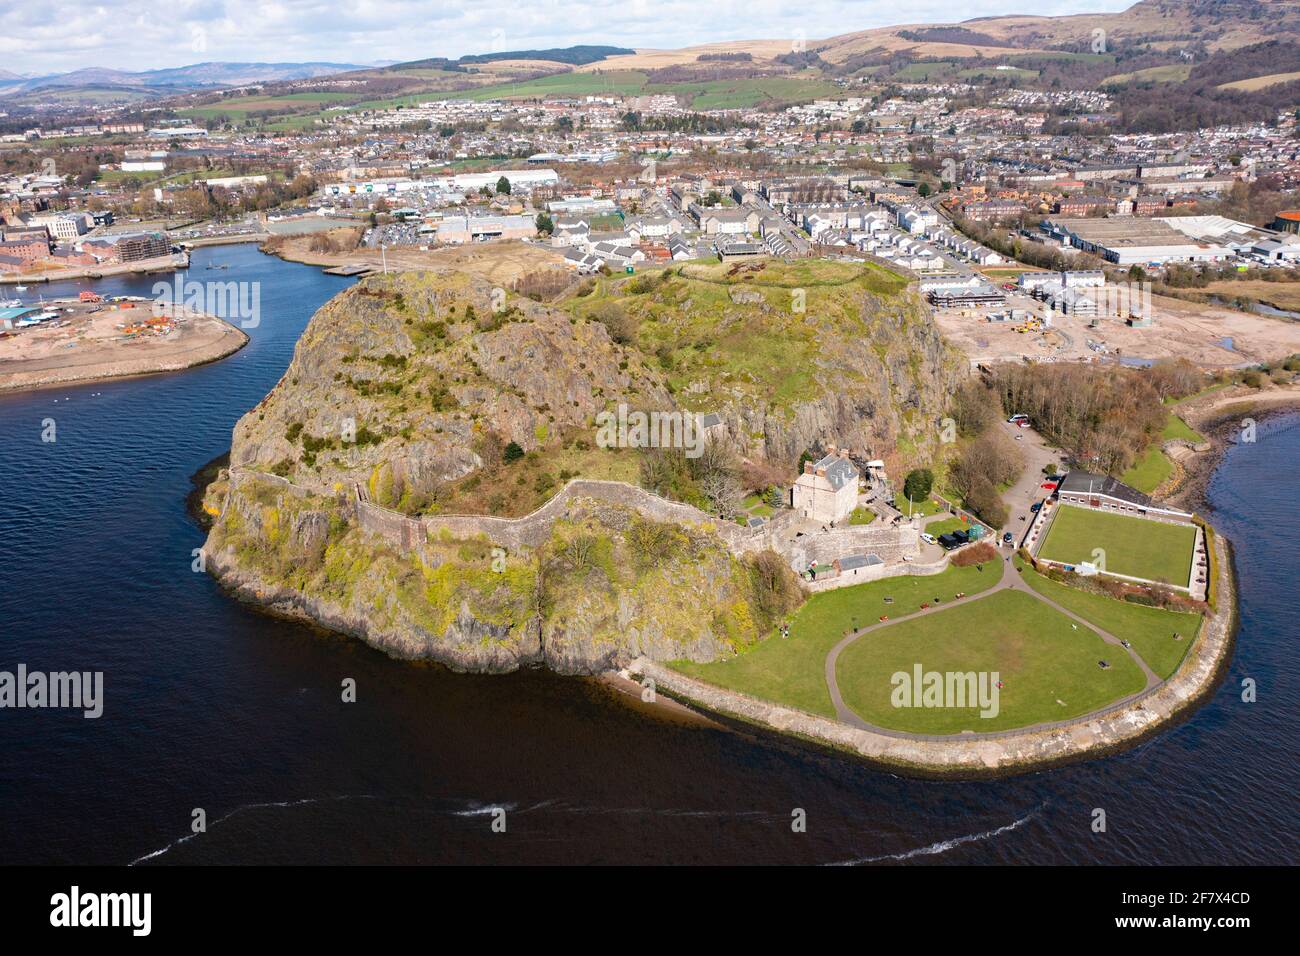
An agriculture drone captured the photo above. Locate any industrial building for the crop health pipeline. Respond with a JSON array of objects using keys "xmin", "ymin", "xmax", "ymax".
[{"xmin": 1043, "ymin": 217, "xmax": 1234, "ymax": 266}]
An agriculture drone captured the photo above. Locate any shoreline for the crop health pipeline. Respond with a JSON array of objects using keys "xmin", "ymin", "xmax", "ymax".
[
  {"xmin": 0, "ymin": 314, "xmax": 248, "ymax": 395},
  {"xmin": 1165, "ymin": 385, "xmax": 1300, "ymax": 513},
  {"xmin": 0, "ymin": 251, "xmax": 190, "ymax": 285}
]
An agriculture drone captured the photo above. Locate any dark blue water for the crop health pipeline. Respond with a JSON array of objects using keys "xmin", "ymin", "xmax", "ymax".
[{"xmin": 1, "ymin": 244, "xmax": 1296, "ymax": 865}]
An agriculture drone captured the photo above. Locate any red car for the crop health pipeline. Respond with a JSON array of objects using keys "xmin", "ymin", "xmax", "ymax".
[{"xmin": 1041, "ymin": 481, "xmax": 1058, "ymax": 490}]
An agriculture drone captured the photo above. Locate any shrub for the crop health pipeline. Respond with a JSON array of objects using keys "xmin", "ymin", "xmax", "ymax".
[
  {"xmin": 903, "ymin": 468, "xmax": 934, "ymax": 503},
  {"xmin": 503, "ymin": 441, "xmax": 525, "ymax": 463},
  {"xmin": 951, "ymin": 542, "xmax": 997, "ymax": 567}
]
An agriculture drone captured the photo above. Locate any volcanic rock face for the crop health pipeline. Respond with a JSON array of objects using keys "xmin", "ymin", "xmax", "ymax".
[{"xmin": 203, "ymin": 263, "xmax": 961, "ymax": 673}]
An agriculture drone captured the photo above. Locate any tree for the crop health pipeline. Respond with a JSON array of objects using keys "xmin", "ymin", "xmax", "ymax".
[
  {"xmin": 917, "ymin": 182, "xmax": 932, "ymax": 198},
  {"xmin": 903, "ymin": 468, "xmax": 934, "ymax": 504},
  {"xmin": 496, "ymin": 176, "xmax": 511, "ymax": 195},
  {"xmin": 535, "ymin": 212, "xmax": 554, "ymax": 236},
  {"xmin": 503, "ymin": 441, "xmax": 525, "ymax": 463}
]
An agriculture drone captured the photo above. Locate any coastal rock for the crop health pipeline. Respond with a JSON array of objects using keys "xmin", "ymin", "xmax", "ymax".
[{"xmin": 204, "ymin": 262, "xmax": 956, "ymax": 674}]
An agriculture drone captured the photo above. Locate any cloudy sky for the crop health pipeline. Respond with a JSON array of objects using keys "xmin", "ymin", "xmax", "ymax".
[{"xmin": 1, "ymin": 0, "xmax": 1135, "ymax": 76}]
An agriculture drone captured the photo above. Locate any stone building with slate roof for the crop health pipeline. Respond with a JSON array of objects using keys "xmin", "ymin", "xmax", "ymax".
[{"xmin": 792, "ymin": 445, "xmax": 860, "ymax": 524}]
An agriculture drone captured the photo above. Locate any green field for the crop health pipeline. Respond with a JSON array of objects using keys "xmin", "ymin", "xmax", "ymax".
[
  {"xmin": 893, "ymin": 61, "xmax": 958, "ymax": 81},
  {"xmin": 1121, "ymin": 446, "xmax": 1173, "ymax": 494},
  {"xmin": 1121, "ymin": 413, "xmax": 1203, "ymax": 492},
  {"xmin": 1038, "ymin": 505, "xmax": 1196, "ymax": 585},
  {"xmin": 670, "ymin": 562, "xmax": 1002, "ymax": 717},
  {"xmin": 1101, "ymin": 64, "xmax": 1193, "ymax": 87},
  {"xmin": 1162, "ymin": 414, "xmax": 1203, "ymax": 443},
  {"xmin": 435, "ymin": 69, "xmax": 838, "ymax": 109},
  {"xmin": 957, "ymin": 67, "xmax": 1039, "ymax": 81},
  {"xmin": 836, "ymin": 589, "xmax": 1146, "ymax": 734},
  {"xmin": 1017, "ymin": 560, "xmax": 1201, "ymax": 679},
  {"xmin": 894, "ymin": 492, "xmax": 945, "ymax": 517},
  {"xmin": 180, "ymin": 92, "xmax": 357, "ymax": 120}
]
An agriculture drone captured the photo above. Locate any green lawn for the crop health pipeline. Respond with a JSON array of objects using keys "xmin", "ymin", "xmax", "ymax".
[
  {"xmin": 1121, "ymin": 414, "xmax": 1202, "ymax": 492},
  {"xmin": 1162, "ymin": 414, "xmax": 1203, "ymax": 443},
  {"xmin": 1016, "ymin": 559, "xmax": 1202, "ymax": 679},
  {"xmin": 848, "ymin": 506, "xmax": 876, "ymax": 526},
  {"xmin": 1121, "ymin": 446, "xmax": 1173, "ymax": 493},
  {"xmin": 1038, "ymin": 504, "xmax": 1196, "ymax": 585},
  {"xmin": 738, "ymin": 493, "xmax": 775, "ymax": 522},
  {"xmin": 894, "ymin": 493, "xmax": 944, "ymax": 517},
  {"xmin": 836, "ymin": 589, "xmax": 1147, "ymax": 734},
  {"xmin": 670, "ymin": 562, "xmax": 1002, "ymax": 717}
]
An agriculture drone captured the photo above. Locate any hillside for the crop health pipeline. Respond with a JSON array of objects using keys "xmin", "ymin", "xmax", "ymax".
[{"xmin": 200, "ymin": 260, "xmax": 961, "ymax": 674}]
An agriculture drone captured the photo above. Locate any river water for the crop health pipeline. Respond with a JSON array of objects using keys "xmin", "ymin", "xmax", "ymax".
[{"xmin": 1, "ymin": 244, "xmax": 1295, "ymax": 864}]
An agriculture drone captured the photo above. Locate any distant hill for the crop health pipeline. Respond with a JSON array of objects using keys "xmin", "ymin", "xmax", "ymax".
[
  {"xmin": 0, "ymin": 61, "xmax": 369, "ymax": 101},
  {"xmin": 457, "ymin": 45, "xmax": 635, "ymax": 66}
]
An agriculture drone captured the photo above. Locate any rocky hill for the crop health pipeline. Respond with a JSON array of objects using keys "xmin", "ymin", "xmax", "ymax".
[{"xmin": 200, "ymin": 259, "xmax": 962, "ymax": 674}]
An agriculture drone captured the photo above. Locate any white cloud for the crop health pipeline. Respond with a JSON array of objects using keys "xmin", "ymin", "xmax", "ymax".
[{"xmin": 0, "ymin": 0, "xmax": 1136, "ymax": 75}]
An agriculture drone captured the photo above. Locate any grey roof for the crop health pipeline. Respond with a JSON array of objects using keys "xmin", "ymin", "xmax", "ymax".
[
  {"xmin": 1057, "ymin": 470, "xmax": 1152, "ymax": 508},
  {"xmin": 697, "ymin": 412, "xmax": 723, "ymax": 428},
  {"xmin": 814, "ymin": 453, "xmax": 858, "ymax": 491},
  {"xmin": 838, "ymin": 554, "xmax": 871, "ymax": 570}
]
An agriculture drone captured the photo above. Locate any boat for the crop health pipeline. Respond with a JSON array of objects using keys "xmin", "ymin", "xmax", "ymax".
[{"xmin": 15, "ymin": 285, "xmax": 28, "ymax": 292}]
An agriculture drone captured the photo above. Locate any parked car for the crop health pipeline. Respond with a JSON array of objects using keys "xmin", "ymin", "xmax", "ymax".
[
  {"xmin": 1030, "ymin": 502, "xmax": 1042, "ymax": 513},
  {"xmin": 1002, "ymin": 531, "xmax": 1015, "ymax": 544},
  {"xmin": 920, "ymin": 532, "xmax": 936, "ymax": 545}
]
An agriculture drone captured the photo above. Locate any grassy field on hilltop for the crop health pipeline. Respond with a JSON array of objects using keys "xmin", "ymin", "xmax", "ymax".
[
  {"xmin": 1038, "ymin": 504, "xmax": 1196, "ymax": 584},
  {"xmin": 1016, "ymin": 558, "xmax": 1201, "ymax": 679},
  {"xmin": 562, "ymin": 258, "xmax": 912, "ymax": 414},
  {"xmin": 671, "ymin": 561, "xmax": 1002, "ymax": 717},
  {"xmin": 835, "ymin": 589, "xmax": 1147, "ymax": 734}
]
